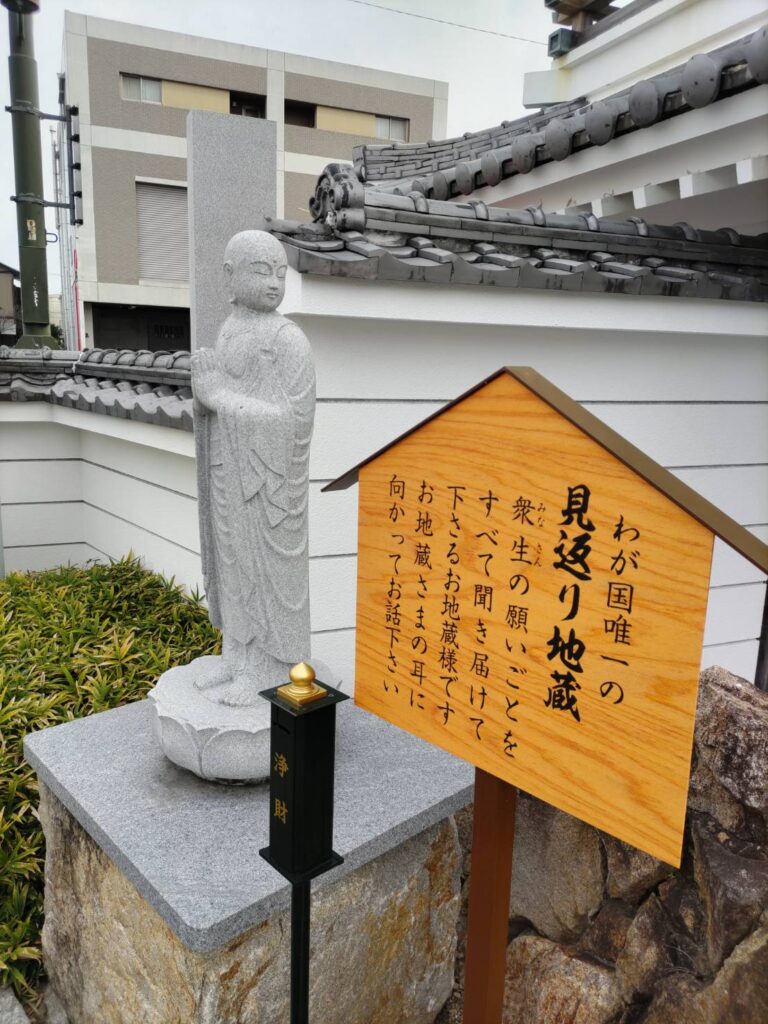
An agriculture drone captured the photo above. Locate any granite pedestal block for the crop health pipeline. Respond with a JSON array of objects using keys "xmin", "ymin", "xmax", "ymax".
[{"xmin": 25, "ymin": 700, "xmax": 474, "ymax": 1023}]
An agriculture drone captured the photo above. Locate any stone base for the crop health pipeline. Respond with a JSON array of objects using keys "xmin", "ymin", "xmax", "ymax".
[
  {"xmin": 148, "ymin": 655, "xmax": 339, "ymax": 783},
  {"xmin": 39, "ymin": 784, "xmax": 460, "ymax": 1024}
]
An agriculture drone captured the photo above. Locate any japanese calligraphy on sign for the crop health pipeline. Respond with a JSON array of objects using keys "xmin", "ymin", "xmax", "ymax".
[{"xmin": 343, "ymin": 370, "xmax": 731, "ymax": 868}]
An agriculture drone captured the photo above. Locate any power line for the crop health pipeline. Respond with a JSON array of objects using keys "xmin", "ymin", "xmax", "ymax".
[{"xmin": 345, "ymin": 0, "xmax": 547, "ymax": 44}]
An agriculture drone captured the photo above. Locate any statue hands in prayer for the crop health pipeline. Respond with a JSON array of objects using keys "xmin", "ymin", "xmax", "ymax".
[
  {"xmin": 190, "ymin": 347, "xmax": 224, "ymax": 412},
  {"xmin": 191, "ymin": 230, "xmax": 316, "ymax": 707}
]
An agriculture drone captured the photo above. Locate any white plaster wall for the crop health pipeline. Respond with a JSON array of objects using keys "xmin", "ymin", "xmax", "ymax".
[
  {"xmin": 0, "ymin": 420, "xmax": 90, "ymax": 572},
  {"xmin": 0, "ymin": 408, "xmax": 357, "ymax": 687},
  {"xmin": 1, "ymin": 291, "xmax": 766, "ymax": 686},
  {"xmin": 294, "ymin": 299, "xmax": 768, "ymax": 687},
  {"xmin": 524, "ymin": 0, "xmax": 768, "ymax": 106},
  {"xmin": 0, "ymin": 416, "xmax": 199, "ymax": 581}
]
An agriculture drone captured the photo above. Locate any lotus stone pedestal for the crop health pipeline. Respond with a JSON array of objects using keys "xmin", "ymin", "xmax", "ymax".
[{"xmin": 148, "ymin": 656, "xmax": 339, "ymax": 783}]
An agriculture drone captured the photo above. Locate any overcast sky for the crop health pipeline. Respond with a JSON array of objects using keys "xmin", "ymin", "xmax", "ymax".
[{"xmin": 0, "ymin": 0, "xmax": 553, "ymax": 291}]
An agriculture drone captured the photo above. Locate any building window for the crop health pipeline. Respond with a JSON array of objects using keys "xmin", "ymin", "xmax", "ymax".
[
  {"xmin": 375, "ymin": 115, "xmax": 409, "ymax": 141},
  {"xmin": 121, "ymin": 73, "xmax": 162, "ymax": 104},
  {"xmin": 285, "ymin": 100, "xmax": 316, "ymax": 128},
  {"xmin": 230, "ymin": 91, "xmax": 266, "ymax": 118}
]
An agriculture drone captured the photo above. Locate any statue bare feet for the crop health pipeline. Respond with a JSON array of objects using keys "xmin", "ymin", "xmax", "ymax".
[
  {"xmin": 193, "ymin": 658, "xmax": 232, "ymax": 692},
  {"xmin": 214, "ymin": 674, "xmax": 261, "ymax": 708}
]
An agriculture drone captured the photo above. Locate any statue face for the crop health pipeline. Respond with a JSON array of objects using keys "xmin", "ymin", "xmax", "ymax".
[{"xmin": 229, "ymin": 255, "xmax": 287, "ymax": 312}]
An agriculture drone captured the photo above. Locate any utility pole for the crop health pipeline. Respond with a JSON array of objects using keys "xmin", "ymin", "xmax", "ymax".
[{"xmin": 3, "ymin": 0, "xmax": 58, "ymax": 348}]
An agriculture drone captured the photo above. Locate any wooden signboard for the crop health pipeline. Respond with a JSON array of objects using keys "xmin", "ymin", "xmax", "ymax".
[
  {"xmin": 327, "ymin": 368, "xmax": 768, "ymax": 868},
  {"xmin": 326, "ymin": 367, "xmax": 768, "ymax": 1022}
]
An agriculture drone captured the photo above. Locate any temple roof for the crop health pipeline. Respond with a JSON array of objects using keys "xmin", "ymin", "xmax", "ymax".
[
  {"xmin": 353, "ymin": 27, "xmax": 768, "ymax": 200},
  {"xmin": 269, "ymin": 24, "xmax": 768, "ymax": 302},
  {"xmin": 269, "ymin": 185, "xmax": 768, "ymax": 301}
]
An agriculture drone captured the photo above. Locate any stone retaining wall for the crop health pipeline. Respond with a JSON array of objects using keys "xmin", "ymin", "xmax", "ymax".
[
  {"xmin": 39, "ymin": 788, "xmax": 461, "ymax": 1024},
  {"xmin": 438, "ymin": 666, "xmax": 768, "ymax": 1024},
  {"xmin": 35, "ymin": 665, "xmax": 768, "ymax": 1023}
]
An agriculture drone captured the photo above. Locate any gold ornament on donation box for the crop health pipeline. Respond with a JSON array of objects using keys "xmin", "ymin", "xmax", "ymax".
[{"xmin": 277, "ymin": 661, "xmax": 328, "ymax": 707}]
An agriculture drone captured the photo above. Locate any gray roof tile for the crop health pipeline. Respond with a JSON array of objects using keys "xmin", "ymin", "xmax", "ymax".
[
  {"xmin": 351, "ymin": 28, "xmax": 766, "ymax": 203},
  {"xmin": 0, "ymin": 347, "xmax": 194, "ymax": 429},
  {"xmin": 270, "ymin": 186, "xmax": 768, "ymax": 301},
  {"xmin": 269, "ymin": 177, "xmax": 767, "ymax": 302}
]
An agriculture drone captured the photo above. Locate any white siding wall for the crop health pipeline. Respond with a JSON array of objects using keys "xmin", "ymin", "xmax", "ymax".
[
  {"xmin": 300, "ymin": 313, "xmax": 768, "ymax": 686},
  {"xmin": 0, "ymin": 410, "xmax": 359, "ymax": 687},
  {"xmin": 1, "ymin": 304, "xmax": 766, "ymax": 686},
  {"xmin": 0, "ymin": 421, "xmax": 93, "ymax": 572}
]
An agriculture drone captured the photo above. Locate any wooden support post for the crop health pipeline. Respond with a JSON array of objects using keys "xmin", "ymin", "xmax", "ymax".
[{"xmin": 462, "ymin": 769, "xmax": 518, "ymax": 1024}]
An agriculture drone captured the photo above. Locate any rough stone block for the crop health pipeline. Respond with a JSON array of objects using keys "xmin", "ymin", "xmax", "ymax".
[
  {"xmin": 692, "ymin": 817, "xmax": 768, "ymax": 972},
  {"xmin": 643, "ymin": 922, "xmax": 768, "ymax": 1024},
  {"xmin": 695, "ymin": 667, "xmax": 768, "ymax": 820},
  {"xmin": 657, "ymin": 876, "xmax": 709, "ymax": 976},
  {"xmin": 688, "ymin": 751, "xmax": 745, "ymax": 832},
  {"xmin": 39, "ymin": 784, "xmax": 461, "ymax": 1024},
  {"xmin": 509, "ymin": 795, "xmax": 604, "ymax": 942},
  {"xmin": 603, "ymin": 835, "xmax": 672, "ymax": 904},
  {"xmin": 615, "ymin": 894, "xmax": 673, "ymax": 1001},
  {"xmin": 576, "ymin": 900, "xmax": 635, "ymax": 964},
  {"xmin": 502, "ymin": 934, "xmax": 622, "ymax": 1024}
]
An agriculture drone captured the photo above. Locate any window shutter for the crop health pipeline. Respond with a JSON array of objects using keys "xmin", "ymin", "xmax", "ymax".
[{"xmin": 136, "ymin": 182, "xmax": 189, "ymax": 282}]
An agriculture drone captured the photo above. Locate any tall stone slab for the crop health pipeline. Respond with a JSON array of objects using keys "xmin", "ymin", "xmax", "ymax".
[
  {"xmin": 174, "ymin": 114, "xmax": 281, "ymax": 781},
  {"xmin": 187, "ymin": 111, "xmax": 276, "ymax": 352}
]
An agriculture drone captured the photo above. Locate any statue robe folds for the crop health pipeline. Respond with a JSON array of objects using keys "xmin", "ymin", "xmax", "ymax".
[{"xmin": 196, "ymin": 314, "xmax": 315, "ymax": 663}]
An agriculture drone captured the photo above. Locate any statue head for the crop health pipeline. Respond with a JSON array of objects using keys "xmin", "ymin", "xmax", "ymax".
[{"xmin": 223, "ymin": 230, "xmax": 288, "ymax": 313}]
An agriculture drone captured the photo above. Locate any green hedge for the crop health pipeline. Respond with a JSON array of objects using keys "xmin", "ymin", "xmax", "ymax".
[{"xmin": 0, "ymin": 557, "xmax": 220, "ymax": 997}]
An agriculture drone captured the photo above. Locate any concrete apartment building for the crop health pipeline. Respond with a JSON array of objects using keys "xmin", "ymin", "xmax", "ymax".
[{"xmin": 56, "ymin": 13, "xmax": 448, "ymax": 351}]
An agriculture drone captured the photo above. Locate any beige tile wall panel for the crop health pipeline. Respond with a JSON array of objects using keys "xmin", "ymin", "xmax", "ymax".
[
  {"xmin": 284, "ymin": 171, "xmax": 319, "ymax": 221},
  {"xmin": 284, "ymin": 125, "xmax": 376, "ymax": 160},
  {"xmin": 161, "ymin": 80, "xmax": 229, "ymax": 113},
  {"xmin": 87, "ymin": 38, "xmax": 268, "ymax": 137},
  {"xmin": 316, "ymin": 106, "xmax": 376, "ymax": 136},
  {"xmin": 0, "ymin": 275, "xmax": 15, "ymax": 318},
  {"xmin": 92, "ymin": 148, "xmax": 186, "ymax": 285},
  {"xmin": 284, "ymin": 72, "xmax": 434, "ymax": 140}
]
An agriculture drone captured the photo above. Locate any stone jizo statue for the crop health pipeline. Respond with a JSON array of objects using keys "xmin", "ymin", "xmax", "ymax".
[
  {"xmin": 149, "ymin": 230, "xmax": 322, "ymax": 781},
  {"xmin": 192, "ymin": 230, "xmax": 316, "ymax": 706}
]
